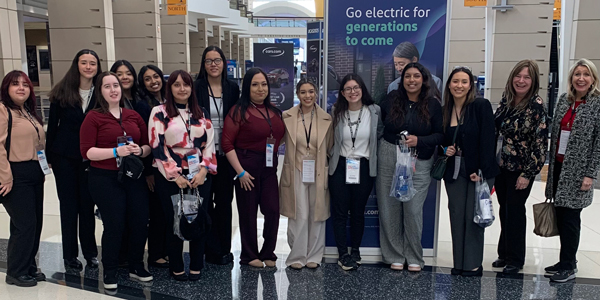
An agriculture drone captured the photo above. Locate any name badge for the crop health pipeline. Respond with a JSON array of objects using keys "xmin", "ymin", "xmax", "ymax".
[
  {"xmin": 453, "ymin": 156, "xmax": 461, "ymax": 180},
  {"xmin": 116, "ymin": 136, "xmax": 133, "ymax": 167},
  {"xmin": 496, "ymin": 134, "xmax": 504, "ymax": 164},
  {"xmin": 558, "ymin": 130, "xmax": 570, "ymax": 155},
  {"xmin": 345, "ymin": 156, "xmax": 360, "ymax": 184},
  {"xmin": 36, "ymin": 145, "xmax": 51, "ymax": 175},
  {"xmin": 266, "ymin": 137, "xmax": 276, "ymax": 167},
  {"xmin": 302, "ymin": 154, "xmax": 316, "ymax": 183},
  {"xmin": 187, "ymin": 150, "xmax": 200, "ymax": 180},
  {"xmin": 214, "ymin": 127, "xmax": 223, "ymax": 155}
]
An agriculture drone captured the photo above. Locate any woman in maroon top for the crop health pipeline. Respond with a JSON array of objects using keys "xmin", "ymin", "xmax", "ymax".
[
  {"xmin": 222, "ymin": 68, "xmax": 285, "ymax": 268},
  {"xmin": 80, "ymin": 72, "xmax": 153, "ymax": 289}
]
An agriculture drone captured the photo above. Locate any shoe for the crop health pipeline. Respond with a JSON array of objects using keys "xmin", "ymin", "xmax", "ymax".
[
  {"xmin": 351, "ymin": 248, "xmax": 362, "ymax": 265},
  {"xmin": 492, "ymin": 258, "xmax": 506, "ymax": 268},
  {"xmin": 391, "ymin": 263, "xmax": 404, "ymax": 271},
  {"xmin": 502, "ymin": 265, "xmax": 522, "ymax": 274},
  {"xmin": 408, "ymin": 264, "xmax": 421, "ymax": 272},
  {"xmin": 306, "ymin": 262, "xmax": 319, "ymax": 269},
  {"xmin": 451, "ymin": 268, "xmax": 462, "ymax": 275},
  {"xmin": 171, "ymin": 272, "xmax": 188, "ymax": 281},
  {"xmin": 86, "ymin": 257, "xmax": 99, "ymax": 269},
  {"xmin": 129, "ymin": 268, "xmax": 153, "ymax": 282},
  {"xmin": 338, "ymin": 253, "xmax": 358, "ymax": 271},
  {"xmin": 550, "ymin": 269, "xmax": 576, "ymax": 283},
  {"xmin": 103, "ymin": 270, "xmax": 118, "ymax": 290},
  {"xmin": 188, "ymin": 272, "xmax": 201, "ymax": 281},
  {"xmin": 29, "ymin": 271, "xmax": 46, "ymax": 281},
  {"xmin": 248, "ymin": 259, "xmax": 264, "ymax": 268},
  {"xmin": 290, "ymin": 263, "xmax": 303, "ymax": 270},
  {"xmin": 264, "ymin": 260, "xmax": 277, "ymax": 268},
  {"xmin": 64, "ymin": 258, "xmax": 83, "ymax": 270},
  {"xmin": 545, "ymin": 261, "xmax": 578, "ymax": 274},
  {"xmin": 5, "ymin": 275, "xmax": 37, "ymax": 287},
  {"xmin": 148, "ymin": 259, "xmax": 169, "ymax": 268},
  {"xmin": 462, "ymin": 266, "xmax": 483, "ymax": 277}
]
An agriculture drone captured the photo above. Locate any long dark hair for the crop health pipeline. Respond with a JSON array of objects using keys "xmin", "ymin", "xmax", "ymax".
[
  {"xmin": 230, "ymin": 68, "xmax": 281, "ymax": 124},
  {"xmin": 93, "ymin": 72, "xmax": 124, "ymax": 114},
  {"xmin": 390, "ymin": 63, "xmax": 431, "ymax": 125},
  {"xmin": 138, "ymin": 64, "xmax": 166, "ymax": 106},
  {"xmin": 0, "ymin": 70, "xmax": 43, "ymax": 124},
  {"xmin": 110, "ymin": 60, "xmax": 140, "ymax": 101},
  {"xmin": 164, "ymin": 70, "xmax": 204, "ymax": 120},
  {"xmin": 333, "ymin": 73, "xmax": 374, "ymax": 126},
  {"xmin": 49, "ymin": 49, "xmax": 102, "ymax": 107},
  {"xmin": 442, "ymin": 67, "xmax": 477, "ymax": 130},
  {"xmin": 197, "ymin": 46, "xmax": 227, "ymax": 83}
]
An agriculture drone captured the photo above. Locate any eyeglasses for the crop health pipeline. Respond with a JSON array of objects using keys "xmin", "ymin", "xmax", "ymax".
[
  {"xmin": 205, "ymin": 58, "xmax": 223, "ymax": 66},
  {"xmin": 453, "ymin": 65, "xmax": 472, "ymax": 71},
  {"xmin": 343, "ymin": 86, "xmax": 361, "ymax": 94}
]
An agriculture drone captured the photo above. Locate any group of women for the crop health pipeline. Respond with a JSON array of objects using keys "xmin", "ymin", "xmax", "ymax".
[{"xmin": 0, "ymin": 43, "xmax": 598, "ymax": 288}]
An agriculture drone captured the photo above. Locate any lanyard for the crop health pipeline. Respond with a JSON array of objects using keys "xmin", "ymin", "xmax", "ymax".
[
  {"xmin": 251, "ymin": 102, "xmax": 273, "ymax": 138},
  {"xmin": 300, "ymin": 106, "xmax": 315, "ymax": 150},
  {"xmin": 567, "ymin": 101, "xmax": 584, "ymax": 128},
  {"xmin": 21, "ymin": 108, "xmax": 41, "ymax": 143},
  {"xmin": 207, "ymin": 83, "xmax": 222, "ymax": 124},
  {"xmin": 117, "ymin": 108, "xmax": 127, "ymax": 136},
  {"xmin": 83, "ymin": 86, "xmax": 94, "ymax": 111},
  {"xmin": 346, "ymin": 105, "xmax": 364, "ymax": 150},
  {"xmin": 178, "ymin": 107, "xmax": 192, "ymax": 143}
]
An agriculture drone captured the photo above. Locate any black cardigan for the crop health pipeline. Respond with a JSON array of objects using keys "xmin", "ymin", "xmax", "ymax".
[
  {"xmin": 194, "ymin": 77, "xmax": 240, "ymax": 123},
  {"xmin": 442, "ymin": 98, "xmax": 500, "ymax": 181},
  {"xmin": 46, "ymin": 93, "xmax": 97, "ymax": 163}
]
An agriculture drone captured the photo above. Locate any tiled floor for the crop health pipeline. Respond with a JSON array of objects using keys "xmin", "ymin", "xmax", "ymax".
[{"xmin": 1, "ymin": 173, "xmax": 600, "ymax": 299}]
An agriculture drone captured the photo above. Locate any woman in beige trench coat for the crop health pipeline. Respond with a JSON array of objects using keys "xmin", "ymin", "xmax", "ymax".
[{"xmin": 280, "ymin": 79, "xmax": 333, "ymax": 269}]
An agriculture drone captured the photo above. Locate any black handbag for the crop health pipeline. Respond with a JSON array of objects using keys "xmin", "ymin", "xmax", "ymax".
[
  {"xmin": 117, "ymin": 154, "xmax": 144, "ymax": 183},
  {"xmin": 0, "ymin": 108, "xmax": 13, "ymax": 203},
  {"xmin": 431, "ymin": 113, "xmax": 461, "ymax": 180}
]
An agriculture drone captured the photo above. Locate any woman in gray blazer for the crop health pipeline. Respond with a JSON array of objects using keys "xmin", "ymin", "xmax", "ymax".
[
  {"xmin": 545, "ymin": 58, "xmax": 600, "ymax": 283},
  {"xmin": 329, "ymin": 73, "xmax": 381, "ymax": 271}
]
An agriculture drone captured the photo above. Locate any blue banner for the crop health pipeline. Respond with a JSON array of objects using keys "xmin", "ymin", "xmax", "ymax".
[
  {"xmin": 307, "ymin": 21, "xmax": 324, "ymax": 40},
  {"xmin": 275, "ymin": 38, "xmax": 301, "ymax": 49},
  {"xmin": 253, "ymin": 43, "xmax": 295, "ymax": 111},
  {"xmin": 226, "ymin": 60, "xmax": 237, "ymax": 79},
  {"xmin": 325, "ymin": 0, "xmax": 447, "ymax": 252}
]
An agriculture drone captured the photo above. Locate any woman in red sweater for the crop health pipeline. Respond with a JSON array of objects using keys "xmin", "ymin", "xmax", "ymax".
[
  {"xmin": 222, "ymin": 68, "xmax": 285, "ymax": 268},
  {"xmin": 80, "ymin": 72, "xmax": 153, "ymax": 289}
]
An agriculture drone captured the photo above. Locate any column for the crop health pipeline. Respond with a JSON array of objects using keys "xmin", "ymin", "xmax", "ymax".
[
  {"xmin": 160, "ymin": 7, "xmax": 190, "ymax": 74},
  {"xmin": 0, "ymin": 0, "xmax": 22, "ymax": 76},
  {"xmin": 488, "ymin": 1, "xmax": 554, "ymax": 106},
  {"xmin": 208, "ymin": 25, "xmax": 221, "ymax": 48},
  {"xmin": 222, "ymin": 30, "xmax": 232, "ymax": 59},
  {"xmin": 238, "ymin": 37, "xmax": 247, "ymax": 77},
  {"xmin": 190, "ymin": 18, "xmax": 209, "ymax": 75},
  {"xmin": 232, "ymin": 34, "xmax": 239, "ymax": 63},
  {"xmin": 48, "ymin": 0, "xmax": 116, "ymax": 84},
  {"xmin": 447, "ymin": 0, "xmax": 486, "ymax": 78},
  {"xmin": 112, "ymin": 0, "xmax": 162, "ymax": 71}
]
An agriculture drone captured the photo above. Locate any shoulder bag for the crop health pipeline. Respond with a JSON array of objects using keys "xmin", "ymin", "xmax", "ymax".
[{"xmin": 0, "ymin": 108, "xmax": 13, "ymax": 203}]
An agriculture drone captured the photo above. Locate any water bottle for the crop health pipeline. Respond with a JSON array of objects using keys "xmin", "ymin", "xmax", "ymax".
[
  {"xmin": 394, "ymin": 164, "xmax": 409, "ymax": 198},
  {"xmin": 478, "ymin": 192, "xmax": 493, "ymax": 221}
]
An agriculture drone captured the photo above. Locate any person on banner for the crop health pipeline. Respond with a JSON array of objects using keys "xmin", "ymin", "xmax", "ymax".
[
  {"xmin": 137, "ymin": 64, "xmax": 170, "ymax": 268},
  {"xmin": 441, "ymin": 66, "xmax": 499, "ymax": 276},
  {"xmin": 46, "ymin": 49, "xmax": 99, "ymax": 270},
  {"xmin": 544, "ymin": 59, "xmax": 600, "ymax": 283},
  {"xmin": 493, "ymin": 60, "xmax": 548, "ymax": 274},
  {"xmin": 80, "ymin": 71, "xmax": 153, "ymax": 289},
  {"xmin": 387, "ymin": 41, "xmax": 443, "ymax": 100},
  {"xmin": 149, "ymin": 70, "xmax": 217, "ymax": 281},
  {"xmin": 377, "ymin": 63, "xmax": 443, "ymax": 272},
  {"xmin": 329, "ymin": 74, "xmax": 382, "ymax": 271},
  {"xmin": 0, "ymin": 71, "xmax": 48, "ymax": 287},
  {"xmin": 280, "ymin": 79, "xmax": 333, "ymax": 270},
  {"xmin": 194, "ymin": 46, "xmax": 240, "ymax": 265},
  {"xmin": 222, "ymin": 68, "xmax": 285, "ymax": 268}
]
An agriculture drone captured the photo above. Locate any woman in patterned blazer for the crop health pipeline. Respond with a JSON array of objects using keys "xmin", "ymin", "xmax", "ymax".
[{"xmin": 545, "ymin": 58, "xmax": 600, "ymax": 283}]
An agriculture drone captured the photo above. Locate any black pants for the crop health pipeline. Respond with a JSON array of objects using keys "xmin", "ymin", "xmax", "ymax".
[
  {"xmin": 495, "ymin": 168, "xmax": 534, "ymax": 267},
  {"xmin": 88, "ymin": 167, "xmax": 149, "ymax": 272},
  {"xmin": 147, "ymin": 168, "xmax": 168, "ymax": 262},
  {"xmin": 205, "ymin": 154, "xmax": 234, "ymax": 260},
  {"xmin": 329, "ymin": 157, "xmax": 374, "ymax": 256},
  {"xmin": 2, "ymin": 161, "xmax": 44, "ymax": 277},
  {"xmin": 552, "ymin": 160, "xmax": 582, "ymax": 270},
  {"xmin": 51, "ymin": 154, "xmax": 97, "ymax": 260},
  {"xmin": 155, "ymin": 171, "xmax": 212, "ymax": 273}
]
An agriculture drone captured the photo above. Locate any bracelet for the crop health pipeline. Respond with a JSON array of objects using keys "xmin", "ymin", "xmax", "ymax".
[
  {"xmin": 113, "ymin": 148, "xmax": 118, "ymax": 158},
  {"xmin": 138, "ymin": 147, "xmax": 143, "ymax": 157},
  {"xmin": 234, "ymin": 170, "xmax": 246, "ymax": 180}
]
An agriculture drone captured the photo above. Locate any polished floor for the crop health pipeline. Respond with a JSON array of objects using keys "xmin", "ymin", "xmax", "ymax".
[{"xmin": 1, "ymin": 172, "xmax": 600, "ymax": 299}]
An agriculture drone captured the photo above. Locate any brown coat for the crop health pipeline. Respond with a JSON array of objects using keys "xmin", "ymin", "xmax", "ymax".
[{"xmin": 279, "ymin": 105, "xmax": 333, "ymax": 221}]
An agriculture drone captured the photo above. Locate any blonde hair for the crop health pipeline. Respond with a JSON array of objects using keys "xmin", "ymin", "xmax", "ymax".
[
  {"xmin": 568, "ymin": 58, "xmax": 600, "ymax": 102},
  {"xmin": 504, "ymin": 60, "xmax": 541, "ymax": 110}
]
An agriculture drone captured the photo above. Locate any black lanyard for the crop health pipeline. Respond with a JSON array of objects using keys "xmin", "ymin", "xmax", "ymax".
[
  {"xmin": 300, "ymin": 106, "xmax": 314, "ymax": 150},
  {"xmin": 251, "ymin": 102, "xmax": 273, "ymax": 138},
  {"xmin": 207, "ymin": 83, "xmax": 222, "ymax": 124},
  {"xmin": 567, "ymin": 101, "xmax": 584, "ymax": 128},
  {"xmin": 118, "ymin": 108, "xmax": 127, "ymax": 136},
  {"xmin": 21, "ymin": 108, "xmax": 41, "ymax": 143},
  {"xmin": 346, "ymin": 105, "xmax": 364, "ymax": 150},
  {"xmin": 178, "ymin": 107, "xmax": 192, "ymax": 142}
]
